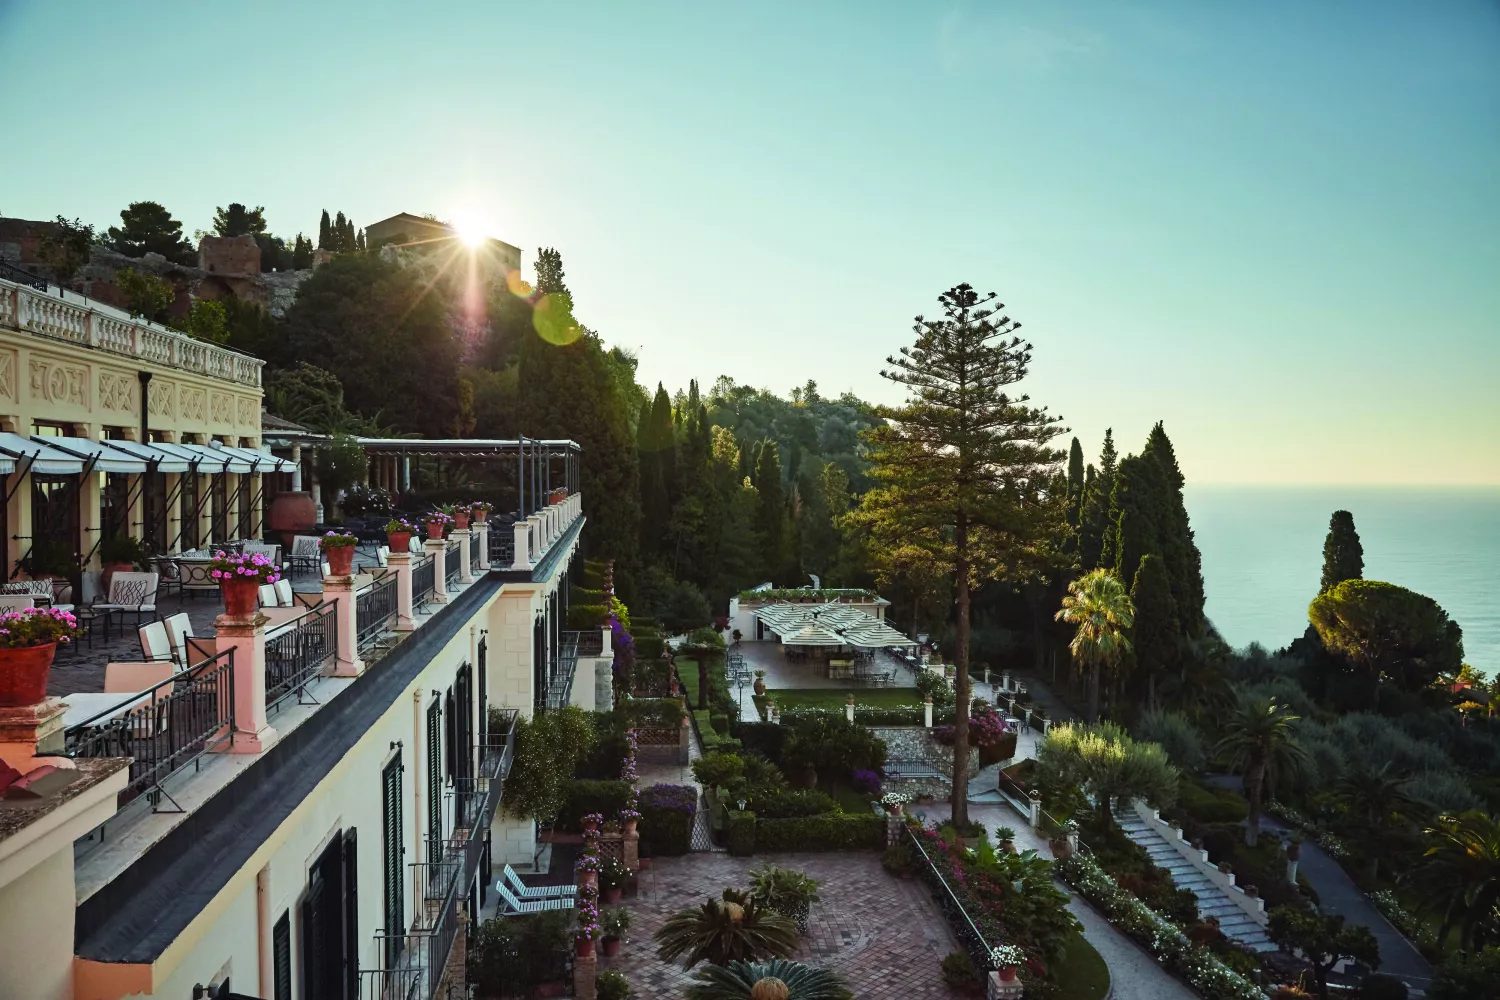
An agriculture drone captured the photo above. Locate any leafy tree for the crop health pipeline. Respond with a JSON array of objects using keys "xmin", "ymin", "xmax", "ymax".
[
  {"xmin": 534, "ymin": 247, "xmax": 569, "ymax": 297},
  {"xmin": 107, "ymin": 201, "xmax": 195, "ymax": 263},
  {"xmin": 1266, "ymin": 907, "xmax": 1380, "ymax": 1000},
  {"xmin": 1056, "ymin": 568, "xmax": 1134, "ymax": 723},
  {"xmin": 1320, "ymin": 510, "xmax": 1364, "ymax": 594},
  {"xmin": 501, "ymin": 706, "xmax": 597, "ymax": 821},
  {"xmin": 754, "ymin": 441, "xmax": 794, "ymax": 584},
  {"xmin": 1428, "ymin": 946, "xmax": 1500, "ymax": 1000},
  {"xmin": 36, "ymin": 216, "xmax": 95, "ymax": 287},
  {"xmin": 1214, "ymin": 697, "xmax": 1309, "ymax": 846},
  {"xmin": 855, "ymin": 284, "xmax": 1064, "ymax": 824},
  {"xmin": 212, "ymin": 203, "xmax": 268, "ymax": 237},
  {"xmin": 654, "ymin": 891, "xmax": 799, "ymax": 969},
  {"xmin": 1309, "ymin": 579, "xmax": 1465, "ymax": 700},
  {"xmin": 115, "ymin": 268, "xmax": 177, "ymax": 322},
  {"xmin": 264, "ymin": 362, "xmax": 367, "ymax": 433},
  {"xmin": 685, "ymin": 959, "xmax": 853, "ymax": 1000},
  {"xmin": 1036, "ymin": 721, "xmax": 1179, "ymax": 830},
  {"xmin": 1130, "ymin": 553, "xmax": 1179, "ymax": 712},
  {"xmin": 185, "ymin": 298, "xmax": 228, "ymax": 344},
  {"xmin": 292, "ymin": 234, "xmax": 313, "ymax": 269},
  {"xmin": 1415, "ymin": 810, "xmax": 1500, "ymax": 952}
]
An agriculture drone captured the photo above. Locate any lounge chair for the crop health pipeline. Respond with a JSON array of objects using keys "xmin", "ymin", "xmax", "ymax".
[
  {"xmin": 495, "ymin": 882, "xmax": 574, "ymax": 915},
  {"xmin": 501, "ymin": 864, "xmax": 577, "ymax": 900}
]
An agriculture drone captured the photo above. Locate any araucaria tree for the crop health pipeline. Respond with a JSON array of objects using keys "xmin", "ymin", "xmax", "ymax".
[{"xmin": 857, "ymin": 284, "xmax": 1063, "ymax": 824}]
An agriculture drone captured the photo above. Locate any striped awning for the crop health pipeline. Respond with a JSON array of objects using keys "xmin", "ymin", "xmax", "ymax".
[
  {"xmin": 0, "ymin": 432, "xmax": 85, "ymax": 475},
  {"xmin": 214, "ymin": 444, "xmax": 295, "ymax": 472},
  {"xmin": 752, "ymin": 601, "xmax": 918, "ymax": 648},
  {"xmin": 174, "ymin": 443, "xmax": 246, "ymax": 473}
]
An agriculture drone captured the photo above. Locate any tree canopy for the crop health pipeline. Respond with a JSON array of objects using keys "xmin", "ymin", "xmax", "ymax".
[
  {"xmin": 107, "ymin": 200, "xmax": 195, "ymax": 264},
  {"xmin": 1309, "ymin": 579, "xmax": 1465, "ymax": 696}
]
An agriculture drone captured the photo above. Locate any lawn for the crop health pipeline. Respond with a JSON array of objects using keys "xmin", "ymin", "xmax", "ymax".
[
  {"xmin": 1054, "ymin": 927, "xmax": 1110, "ymax": 1000},
  {"xmin": 756, "ymin": 687, "xmax": 922, "ymax": 713}
]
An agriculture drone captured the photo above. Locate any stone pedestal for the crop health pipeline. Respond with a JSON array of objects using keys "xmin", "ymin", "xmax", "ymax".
[
  {"xmin": 214, "ymin": 612, "xmax": 277, "ymax": 753},
  {"xmin": 475, "ymin": 523, "xmax": 490, "ymax": 570},
  {"xmin": 573, "ymin": 951, "xmax": 597, "ymax": 1000},
  {"xmin": 1287, "ymin": 859, "xmax": 1299, "ymax": 885},
  {"xmin": 1028, "ymin": 796, "xmax": 1042, "ymax": 831},
  {"xmin": 624, "ymin": 829, "xmax": 640, "ymax": 871},
  {"xmin": 511, "ymin": 521, "xmax": 531, "ymax": 570},
  {"xmin": 0, "ymin": 697, "xmax": 73, "ymax": 773},
  {"xmin": 455, "ymin": 529, "xmax": 474, "ymax": 584},
  {"xmin": 322, "ymin": 577, "xmax": 364, "ymax": 677},
  {"xmin": 425, "ymin": 539, "xmax": 449, "ymax": 604},
  {"xmin": 923, "ymin": 698, "xmax": 933, "ymax": 728},
  {"xmin": 389, "ymin": 552, "xmax": 415, "ymax": 631},
  {"xmin": 987, "ymin": 970, "xmax": 1025, "ymax": 999}
]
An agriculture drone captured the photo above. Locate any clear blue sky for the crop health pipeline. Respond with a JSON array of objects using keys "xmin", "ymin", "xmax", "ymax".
[{"xmin": 2, "ymin": 1, "xmax": 1497, "ymax": 484}]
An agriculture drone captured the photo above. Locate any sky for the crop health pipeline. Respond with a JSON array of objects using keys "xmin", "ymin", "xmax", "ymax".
[{"xmin": 1, "ymin": 1, "xmax": 1497, "ymax": 485}]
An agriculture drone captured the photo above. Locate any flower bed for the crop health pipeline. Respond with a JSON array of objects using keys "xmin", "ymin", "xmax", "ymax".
[{"xmin": 1055, "ymin": 852, "xmax": 1262, "ymax": 1000}]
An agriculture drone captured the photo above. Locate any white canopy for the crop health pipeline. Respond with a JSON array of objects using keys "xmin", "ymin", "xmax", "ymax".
[
  {"xmin": 98, "ymin": 440, "xmax": 193, "ymax": 473},
  {"xmin": 753, "ymin": 602, "xmax": 919, "ymax": 648},
  {"xmin": 0, "ymin": 432, "xmax": 84, "ymax": 475},
  {"xmin": 37, "ymin": 436, "xmax": 148, "ymax": 474}
]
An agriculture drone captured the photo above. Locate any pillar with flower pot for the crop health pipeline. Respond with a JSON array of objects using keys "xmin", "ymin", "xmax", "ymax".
[
  {"xmin": 386, "ymin": 518, "xmax": 418, "ymax": 631},
  {"xmin": 320, "ymin": 530, "xmax": 363, "ymax": 678},
  {"xmin": 0, "ymin": 607, "xmax": 86, "ymax": 773},
  {"xmin": 424, "ymin": 513, "xmax": 450, "ymax": 604},
  {"xmin": 471, "ymin": 502, "xmax": 492, "ymax": 571},
  {"xmin": 209, "ymin": 550, "xmax": 279, "ymax": 753}
]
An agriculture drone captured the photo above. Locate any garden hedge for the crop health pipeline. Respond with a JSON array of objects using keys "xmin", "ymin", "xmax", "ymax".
[
  {"xmin": 694, "ymin": 710, "xmax": 741, "ymax": 752},
  {"xmin": 567, "ymin": 603, "xmax": 608, "ymax": 629},
  {"xmin": 745, "ymin": 786, "xmax": 838, "ymax": 819},
  {"xmin": 639, "ymin": 784, "xmax": 697, "ymax": 856},
  {"xmin": 754, "ymin": 813, "xmax": 885, "ymax": 852},
  {"xmin": 634, "ymin": 635, "xmax": 666, "ymax": 661},
  {"xmin": 726, "ymin": 810, "xmax": 757, "ymax": 857},
  {"xmin": 620, "ymin": 697, "xmax": 685, "ymax": 729},
  {"xmin": 732, "ymin": 722, "xmax": 790, "ymax": 762},
  {"xmin": 557, "ymin": 779, "xmax": 633, "ymax": 831}
]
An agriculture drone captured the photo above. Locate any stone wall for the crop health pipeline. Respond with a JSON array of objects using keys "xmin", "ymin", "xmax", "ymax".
[{"xmin": 198, "ymin": 234, "xmax": 261, "ymax": 276}]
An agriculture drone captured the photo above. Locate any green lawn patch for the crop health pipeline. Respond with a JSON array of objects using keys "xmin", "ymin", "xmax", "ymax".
[
  {"xmin": 824, "ymin": 780, "xmax": 876, "ymax": 814},
  {"xmin": 760, "ymin": 688, "xmax": 921, "ymax": 711},
  {"xmin": 1054, "ymin": 927, "xmax": 1110, "ymax": 1000}
]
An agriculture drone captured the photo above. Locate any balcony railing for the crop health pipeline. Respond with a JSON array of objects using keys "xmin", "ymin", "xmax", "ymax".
[
  {"xmin": 444, "ymin": 542, "xmax": 461, "ymax": 584},
  {"xmin": 265, "ymin": 602, "xmax": 336, "ymax": 713},
  {"xmin": 488, "ymin": 528, "xmax": 514, "ymax": 568},
  {"xmin": 412, "ymin": 556, "xmax": 435, "ymax": 607},
  {"xmin": 0, "ymin": 276, "xmax": 265, "ymax": 386},
  {"xmin": 543, "ymin": 632, "xmax": 581, "ymax": 711},
  {"xmin": 0, "ymin": 260, "xmax": 47, "ymax": 291},
  {"xmin": 356, "ymin": 576, "xmax": 398, "ymax": 653},
  {"xmin": 65, "ymin": 649, "xmax": 235, "ymax": 810}
]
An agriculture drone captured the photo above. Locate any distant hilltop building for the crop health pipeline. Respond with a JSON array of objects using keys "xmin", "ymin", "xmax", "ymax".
[{"xmin": 366, "ymin": 212, "xmax": 522, "ymax": 276}]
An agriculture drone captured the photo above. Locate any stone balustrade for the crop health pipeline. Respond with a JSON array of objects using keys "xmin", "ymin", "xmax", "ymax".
[{"xmin": 510, "ymin": 493, "xmax": 584, "ymax": 571}]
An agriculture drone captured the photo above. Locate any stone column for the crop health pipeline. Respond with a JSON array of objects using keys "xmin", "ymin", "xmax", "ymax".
[
  {"xmin": 987, "ymin": 970, "xmax": 1025, "ymax": 999},
  {"xmin": 322, "ymin": 576, "xmax": 364, "ymax": 677},
  {"xmin": 1028, "ymin": 794, "xmax": 1042, "ymax": 831},
  {"xmin": 290, "ymin": 443, "xmax": 303, "ymax": 491},
  {"xmin": 215, "ymin": 610, "xmax": 277, "ymax": 753},
  {"xmin": 165, "ymin": 473, "xmax": 182, "ymax": 553},
  {"xmin": 511, "ymin": 521, "xmax": 532, "ymax": 570},
  {"xmin": 624, "ymin": 827, "xmax": 640, "ymax": 871},
  {"xmin": 924, "ymin": 696, "xmax": 933, "ymax": 728},
  {"xmin": 573, "ymin": 952, "xmax": 597, "ymax": 1000},
  {"xmin": 845, "ymin": 694, "xmax": 855, "ymax": 722},
  {"xmin": 475, "ymin": 521, "xmax": 490, "ymax": 570},
  {"xmin": 79, "ymin": 471, "xmax": 102, "ymax": 571},
  {"xmin": 455, "ymin": 529, "xmax": 474, "ymax": 584},
  {"xmin": 390, "ymin": 551, "xmax": 415, "ymax": 631},
  {"xmin": 425, "ymin": 538, "xmax": 449, "ymax": 604}
]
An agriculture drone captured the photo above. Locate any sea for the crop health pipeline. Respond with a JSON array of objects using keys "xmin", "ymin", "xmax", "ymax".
[{"xmin": 1185, "ymin": 486, "xmax": 1500, "ymax": 674}]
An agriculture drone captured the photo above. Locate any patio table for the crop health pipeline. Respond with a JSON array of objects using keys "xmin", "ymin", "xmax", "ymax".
[{"xmin": 61, "ymin": 691, "xmax": 152, "ymax": 729}]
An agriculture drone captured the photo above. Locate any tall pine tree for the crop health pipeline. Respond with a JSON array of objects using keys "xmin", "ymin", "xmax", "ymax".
[
  {"xmin": 1130, "ymin": 553, "xmax": 1179, "ymax": 711},
  {"xmin": 1320, "ymin": 510, "xmax": 1364, "ymax": 594},
  {"xmin": 754, "ymin": 441, "xmax": 790, "ymax": 584},
  {"xmin": 318, "ymin": 210, "xmax": 332, "ymax": 250},
  {"xmin": 1077, "ymin": 429, "xmax": 1116, "ymax": 570}
]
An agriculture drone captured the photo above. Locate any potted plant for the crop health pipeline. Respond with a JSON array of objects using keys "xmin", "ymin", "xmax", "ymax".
[
  {"xmin": 99, "ymin": 534, "xmax": 150, "ymax": 593},
  {"xmin": 600, "ymin": 856, "xmax": 630, "ymax": 904},
  {"xmin": 748, "ymin": 863, "xmax": 821, "ymax": 935},
  {"xmin": 880, "ymin": 792, "xmax": 908, "ymax": 816},
  {"xmin": 752, "ymin": 669, "xmax": 766, "ymax": 696},
  {"xmin": 941, "ymin": 949, "xmax": 983, "ymax": 996},
  {"xmin": 582, "ymin": 811, "xmax": 604, "ymax": 835},
  {"xmin": 1048, "ymin": 820, "xmax": 1076, "ymax": 859},
  {"xmin": 450, "ymin": 503, "xmax": 471, "ymax": 531},
  {"xmin": 424, "ymin": 511, "xmax": 453, "ymax": 540},
  {"xmin": 996, "ymin": 826, "xmax": 1017, "ymax": 853},
  {"xmin": 18, "ymin": 540, "xmax": 81, "ymax": 603},
  {"xmin": 209, "ymin": 550, "xmax": 281, "ymax": 616},
  {"xmin": 731, "ymin": 628, "xmax": 742, "ymax": 643},
  {"xmin": 620, "ymin": 801, "xmax": 641, "ymax": 839},
  {"xmin": 597, "ymin": 969, "xmax": 631, "ymax": 1000},
  {"xmin": 385, "ymin": 517, "xmax": 418, "ymax": 553},
  {"xmin": 600, "ymin": 907, "xmax": 631, "ymax": 958},
  {"xmin": 0, "ymin": 608, "xmax": 81, "ymax": 707},
  {"xmin": 469, "ymin": 500, "xmax": 494, "ymax": 523},
  {"xmin": 320, "ymin": 530, "xmax": 358, "ymax": 576},
  {"xmin": 575, "ymin": 854, "xmax": 602, "ymax": 892},
  {"xmin": 574, "ymin": 909, "xmax": 601, "ymax": 958},
  {"xmin": 990, "ymin": 944, "xmax": 1026, "ymax": 982}
]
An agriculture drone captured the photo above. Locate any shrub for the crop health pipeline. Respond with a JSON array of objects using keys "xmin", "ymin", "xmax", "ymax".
[
  {"xmin": 622, "ymin": 697, "xmax": 686, "ymax": 729},
  {"xmin": 727, "ymin": 810, "xmax": 757, "ymax": 856},
  {"xmin": 755, "ymin": 813, "xmax": 884, "ymax": 852},
  {"xmin": 733, "ymin": 722, "xmax": 790, "ymax": 762},
  {"xmin": 1359, "ymin": 973, "xmax": 1408, "ymax": 1000},
  {"xmin": 940, "ymin": 949, "xmax": 980, "ymax": 988},
  {"xmin": 1177, "ymin": 780, "xmax": 1249, "ymax": 825},
  {"xmin": 748, "ymin": 864, "xmax": 821, "ymax": 933},
  {"xmin": 710, "ymin": 713, "xmax": 730, "ymax": 736},
  {"xmin": 1133, "ymin": 709, "xmax": 1208, "ymax": 772},
  {"xmin": 467, "ymin": 911, "xmax": 572, "ymax": 995},
  {"xmin": 557, "ymin": 780, "xmax": 633, "ymax": 831},
  {"xmin": 635, "ymin": 634, "xmax": 666, "ymax": 661},
  {"xmin": 639, "ymin": 783, "xmax": 697, "ymax": 856},
  {"xmin": 692, "ymin": 752, "xmax": 746, "ymax": 789},
  {"xmin": 851, "ymin": 769, "xmax": 882, "ymax": 796},
  {"xmin": 746, "ymin": 787, "xmax": 839, "ymax": 819},
  {"xmin": 914, "ymin": 669, "xmax": 955, "ymax": 706},
  {"xmin": 568, "ymin": 603, "xmax": 609, "ymax": 629},
  {"xmin": 882, "ymin": 842, "xmax": 915, "ymax": 876},
  {"xmin": 781, "ymin": 714, "xmax": 887, "ymax": 782},
  {"xmin": 503, "ymin": 706, "xmax": 598, "ymax": 821},
  {"xmin": 597, "ymin": 969, "xmax": 632, "ymax": 1000}
]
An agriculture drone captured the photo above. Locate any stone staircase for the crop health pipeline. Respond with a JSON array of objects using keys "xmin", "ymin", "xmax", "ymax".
[{"xmin": 1118, "ymin": 814, "xmax": 1276, "ymax": 953}]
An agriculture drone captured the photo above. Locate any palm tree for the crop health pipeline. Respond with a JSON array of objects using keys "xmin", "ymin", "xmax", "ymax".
[
  {"xmin": 685, "ymin": 960, "xmax": 853, "ymax": 1000},
  {"xmin": 1214, "ymin": 697, "xmax": 1309, "ymax": 846},
  {"xmin": 1334, "ymin": 761, "xmax": 1419, "ymax": 880},
  {"xmin": 655, "ymin": 891, "xmax": 801, "ymax": 969},
  {"xmin": 1055, "ymin": 568, "xmax": 1134, "ymax": 722},
  {"xmin": 1414, "ymin": 810, "xmax": 1500, "ymax": 952}
]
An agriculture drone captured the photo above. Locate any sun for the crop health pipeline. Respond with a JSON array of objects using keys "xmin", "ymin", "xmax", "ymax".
[{"xmin": 452, "ymin": 211, "xmax": 488, "ymax": 248}]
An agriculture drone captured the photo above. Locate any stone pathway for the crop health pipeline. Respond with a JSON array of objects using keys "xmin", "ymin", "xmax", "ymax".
[{"xmin": 603, "ymin": 851, "xmax": 963, "ymax": 998}]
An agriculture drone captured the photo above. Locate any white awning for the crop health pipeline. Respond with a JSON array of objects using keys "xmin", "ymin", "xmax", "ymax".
[
  {"xmin": 36, "ymin": 436, "xmax": 148, "ymax": 474},
  {"xmin": 0, "ymin": 432, "xmax": 86, "ymax": 475},
  {"xmin": 98, "ymin": 440, "xmax": 193, "ymax": 473},
  {"xmin": 0, "ymin": 456, "xmax": 13, "ymax": 475},
  {"xmin": 215, "ymin": 445, "xmax": 294, "ymax": 472},
  {"xmin": 175, "ymin": 443, "xmax": 245, "ymax": 473},
  {"xmin": 752, "ymin": 601, "xmax": 918, "ymax": 649}
]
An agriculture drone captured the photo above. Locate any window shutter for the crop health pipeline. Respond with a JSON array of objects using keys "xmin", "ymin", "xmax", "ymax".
[
  {"xmin": 426, "ymin": 700, "xmax": 442, "ymax": 856},
  {"xmin": 381, "ymin": 755, "xmax": 405, "ymax": 971},
  {"xmin": 272, "ymin": 911, "xmax": 291, "ymax": 1000},
  {"xmin": 342, "ymin": 829, "xmax": 358, "ymax": 1000}
]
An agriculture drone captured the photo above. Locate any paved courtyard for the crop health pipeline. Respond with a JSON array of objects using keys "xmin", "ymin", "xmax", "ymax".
[{"xmin": 602, "ymin": 850, "xmax": 965, "ymax": 999}]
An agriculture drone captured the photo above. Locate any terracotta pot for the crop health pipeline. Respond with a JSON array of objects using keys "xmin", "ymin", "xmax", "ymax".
[
  {"xmin": 999, "ymin": 966, "xmax": 1018, "ymax": 983},
  {"xmin": 638, "ymin": 857, "xmax": 652, "ymax": 871},
  {"xmin": 454, "ymin": 513, "xmax": 470, "ymax": 531},
  {"xmin": 474, "ymin": 509, "xmax": 488, "ymax": 522},
  {"xmin": 575, "ymin": 938, "xmax": 594, "ymax": 959},
  {"xmin": 1048, "ymin": 839, "xmax": 1072, "ymax": 859},
  {"xmin": 603, "ymin": 886, "xmax": 622, "ymax": 904},
  {"xmin": 388, "ymin": 531, "xmax": 412, "ymax": 553},
  {"xmin": 601, "ymin": 936, "xmax": 621, "ymax": 958},
  {"xmin": 753, "ymin": 679, "xmax": 766, "ymax": 696},
  {"xmin": 425, "ymin": 521, "xmax": 445, "ymax": 540},
  {"xmin": 583, "ymin": 818, "xmax": 600, "ymax": 833},
  {"xmin": 326, "ymin": 546, "xmax": 355, "ymax": 576},
  {"xmin": 581, "ymin": 871, "xmax": 597, "ymax": 892},
  {"xmin": 0, "ymin": 643, "xmax": 58, "ymax": 707},
  {"xmin": 269, "ymin": 491, "xmax": 317, "ymax": 547},
  {"xmin": 624, "ymin": 819, "xmax": 638, "ymax": 838},
  {"xmin": 221, "ymin": 578, "xmax": 260, "ymax": 617}
]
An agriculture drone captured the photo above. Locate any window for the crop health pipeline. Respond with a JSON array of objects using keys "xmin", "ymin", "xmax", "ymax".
[
  {"xmin": 272, "ymin": 911, "xmax": 292, "ymax": 1000},
  {"xmin": 426, "ymin": 699, "xmax": 443, "ymax": 855},
  {"xmin": 380, "ymin": 755, "xmax": 405, "ymax": 971}
]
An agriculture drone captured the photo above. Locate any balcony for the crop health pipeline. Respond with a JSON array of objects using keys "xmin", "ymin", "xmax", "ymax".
[
  {"xmin": 542, "ymin": 631, "xmax": 581, "ymax": 711},
  {"xmin": 0, "ymin": 274, "xmax": 265, "ymax": 387}
]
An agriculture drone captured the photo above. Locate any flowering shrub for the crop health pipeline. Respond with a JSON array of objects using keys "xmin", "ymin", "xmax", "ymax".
[
  {"xmin": 1266, "ymin": 799, "xmax": 1352, "ymax": 859},
  {"xmin": 209, "ymin": 550, "xmax": 280, "ymax": 585},
  {"xmin": 1055, "ymin": 853, "xmax": 1263, "ymax": 999},
  {"xmin": 575, "ymin": 854, "xmax": 603, "ymax": 874},
  {"xmin": 933, "ymin": 703, "xmax": 1012, "ymax": 748},
  {"xmin": 852, "ymin": 768, "xmax": 882, "ymax": 795},
  {"xmin": 880, "ymin": 792, "xmax": 909, "ymax": 809},
  {"xmin": 639, "ymin": 783, "xmax": 697, "ymax": 856},
  {"xmin": 990, "ymin": 944, "xmax": 1026, "ymax": 967},
  {"xmin": 469, "ymin": 500, "xmax": 494, "ymax": 515},
  {"xmin": 319, "ymin": 530, "xmax": 358, "ymax": 550},
  {"xmin": 0, "ymin": 607, "xmax": 81, "ymax": 648}
]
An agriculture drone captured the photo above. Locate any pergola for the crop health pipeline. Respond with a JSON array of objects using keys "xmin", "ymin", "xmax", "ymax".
[
  {"xmin": 352, "ymin": 436, "xmax": 581, "ymax": 519},
  {"xmin": 754, "ymin": 602, "xmax": 918, "ymax": 649}
]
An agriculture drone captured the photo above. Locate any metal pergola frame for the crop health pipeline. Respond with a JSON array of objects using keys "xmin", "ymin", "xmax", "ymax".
[{"xmin": 354, "ymin": 437, "xmax": 581, "ymax": 519}]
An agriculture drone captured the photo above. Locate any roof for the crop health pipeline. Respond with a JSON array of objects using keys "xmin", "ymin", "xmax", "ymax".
[
  {"xmin": 366, "ymin": 213, "xmax": 522, "ymax": 254},
  {"xmin": 355, "ymin": 437, "xmax": 580, "ymax": 456},
  {"xmin": 260, "ymin": 411, "xmax": 311, "ymax": 433},
  {"xmin": 0, "ymin": 432, "xmax": 83, "ymax": 475},
  {"xmin": 752, "ymin": 603, "xmax": 917, "ymax": 648}
]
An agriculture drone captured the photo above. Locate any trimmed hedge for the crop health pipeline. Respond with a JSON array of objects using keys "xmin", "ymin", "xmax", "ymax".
[
  {"xmin": 754, "ymin": 813, "xmax": 885, "ymax": 852},
  {"xmin": 621, "ymin": 697, "xmax": 685, "ymax": 729},
  {"xmin": 727, "ymin": 810, "xmax": 756, "ymax": 857},
  {"xmin": 745, "ymin": 786, "xmax": 838, "ymax": 819},
  {"xmin": 639, "ymin": 783, "xmax": 697, "ymax": 857},
  {"xmin": 710, "ymin": 713, "xmax": 730, "ymax": 736},
  {"xmin": 694, "ymin": 710, "xmax": 742, "ymax": 752},
  {"xmin": 635, "ymin": 634, "xmax": 666, "ymax": 661},
  {"xmin": 557, "ymin": 779, "xmax": 633, "ymax": 831},
  {"xmin": 732, "ymin": 722, "xmax": 789, "ymax": 761},
  {"xmin": 568, "ymin": 603, "xmax": 608, "ymax": 629}
]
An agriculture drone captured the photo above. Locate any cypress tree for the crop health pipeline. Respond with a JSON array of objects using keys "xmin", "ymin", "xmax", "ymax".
[
  {"xmin": 1077, "ymin": 430, "xmax": 1116, "ymax": 570},
  {"xmin": 333, "ymin": 212, "xmax": 348, "ymax": 252},
  {"xmin": 1130, "ymin": 553, "xmax": 1179, "ymax": 711},
  {"xmin": 1066, "ymin": 437, "xmax": 1085, "ymax": 523},
  {"xmin": 318, "ymin": 210, "xmax": 331, "ymax": 250},
  {"xmin": 637, "ymin": 384, "xmax": 673, "ymax": 558},
  {"xmin": 355, "ymin": 228, "xmax": 366, "ymax": 252},
  {"xmin": 754, "ymin": 441, "xmax": 789, "ymax": 583},
  {"xmin": 1320, "ymin": 510, "xmax": 1364, "ymax": 594},
  {"xmin": 1108, "ymin": 452, "xmax": 1165, "ymax": 576},
  {"xmin": 1141, "ymin": 422, "xmax": 1204, "ymax": 635}
]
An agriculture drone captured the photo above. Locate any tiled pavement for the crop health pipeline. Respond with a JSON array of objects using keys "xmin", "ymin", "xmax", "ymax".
[{"xmin": 602, "ymin": 851, "xmax": 964, "ymax": 998}]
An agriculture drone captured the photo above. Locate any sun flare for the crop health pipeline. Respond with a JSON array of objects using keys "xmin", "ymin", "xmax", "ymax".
[{"xmin": 452, "ymin": 211, "xmax": 488, "ymax": 248}]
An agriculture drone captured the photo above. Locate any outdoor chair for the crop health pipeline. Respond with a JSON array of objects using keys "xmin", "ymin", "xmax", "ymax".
[
  {"xmin": 102, "ymin": 661, "xmax": 177, "ymax": 739},
  {"xmin": 93, "ymin": 571, "xmax": 159, "ymax": 628},
  {"xmin": 495, "ymin": 882, "xmax": 574, "ymax": 915},
  {"xmin": 501, "ymin": 864, "xmax": 577, "ymax": 900},
  {"xmin": 242, "ymin": 541, "xmax": 287, "ymax": 572},
  {"xmin": 289, "ymin": 535, "xmax": 322, "ymax": 574},
  {"xmin": 178, "ymin": 559, "xmax": 218, "ymax": 599},
  {"xmin": 274, "ymin": 579, "xmax": 295, "ymax": 607},
  {"xmin": 138, "ymin": 621, "xmax": 174, "ymax": 662},
  {"xmin": 258, "ymin": 584, "xmax": 278, "ymax": 608},
  {"xmin": 163, "ymin": 612, "xmax": 194, "ymax": 667},
  {"xmin": 1, "ymin": 579, "xmax": 63, "ymax": 609},
  {"xmin": 0, "ymin": 595, "xmax": 35, "ymax": 612}
]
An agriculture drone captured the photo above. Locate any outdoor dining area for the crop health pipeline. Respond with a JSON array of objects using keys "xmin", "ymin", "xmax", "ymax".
[{"xmin": 750, "ymin": 601, "xmax": 920, "ymax": 685}]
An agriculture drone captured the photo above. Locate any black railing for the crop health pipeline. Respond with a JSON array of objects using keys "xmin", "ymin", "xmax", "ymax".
[
  {"xmin": 444, "ymin": 542, "xmax": 461, "ymax": 584},
  {"xmin": 544, "ymin": 632, "xmax": 581, "ymax": 711},
  {"xmin": 357, "ymin": 576, "xmax": 398, "ymax": 653},
  {"xmin": 66, "ymin": 649, "xmax": 235, "ymax": 810},
  {"xmin": 481, "ymin": 709, "xmax": 519, "ymax": 784},
  {"xmin": 488, "ymin": 529, "xmax": 515, "ymax": 568},
  {"xmin": 413, "ymin": 556, "xmax": 435, "ymax": 607},
  {"xmin": 578, "ymin": 628, "xmax": 605, "ymax": 658},
  {"xmin": 470, "ymin": 533, "xmax": 481, "ymax": 572},
  {"xmin": 904, "ymin": 824, "xmax": 998, "ymax": 972},
  {"xmin": 0, "ymin": 259, "xmax": 49, "ymax": 291},
  {"xmin": 265, "ymin": 602, "xmax": 336, "ymax": 713}
]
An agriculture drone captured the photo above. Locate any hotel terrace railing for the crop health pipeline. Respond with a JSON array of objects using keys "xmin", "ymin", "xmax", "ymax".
[
  {"xmin": 488, "ymin": 529, "xmax": 515, "ymax": 568},
  {"xmin": 265, "ymin": 602, "xmax": 336, "ymax": 714},
  {"xmin": 356, "ymin": 576, "xmax": 398, "ymax": 653},
  {"xmin": 542, "ymin": 631, "xmax": 582, "ymax": 712},
  {"xmin": 444, "ymin": 541, "xmax": 462, "ymax": 585},
  {"xmin": 65, "ymin": 648, "xmax": 236, "ymax": 811},
  {"xmin": 0, "ymin": 275, "xmax": 265, "ymax": 387},
  {"xmin": 412, "ymin": 556, "xmax": 436, "ymax": 607}
]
